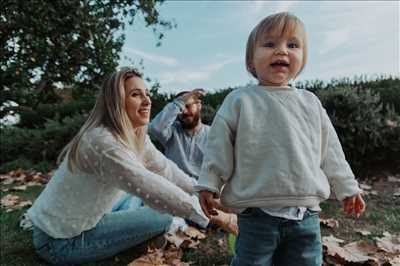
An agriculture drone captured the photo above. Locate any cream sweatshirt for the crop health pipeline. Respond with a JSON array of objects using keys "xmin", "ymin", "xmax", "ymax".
[{"xmin": 195, "ymin": 85, "xmax": 361, "ymax": 212}]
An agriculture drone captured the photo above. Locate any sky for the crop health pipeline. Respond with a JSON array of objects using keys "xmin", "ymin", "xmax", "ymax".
[{"xmin": 120, "ymin": 1, "xmax": 399, "ymax": 94}]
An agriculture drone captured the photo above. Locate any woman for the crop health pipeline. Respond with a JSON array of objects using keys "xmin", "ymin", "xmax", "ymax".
[{"xmin": 27, "ymin": 67, "xmax": 236, "ymax": 265}]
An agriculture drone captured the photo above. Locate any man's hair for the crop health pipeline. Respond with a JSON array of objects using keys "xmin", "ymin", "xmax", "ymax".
[
  {"xmin": 245, "ymin": 12, "xmax": 308, "ymax": 79},
  {"xmin": 59, "ymin": 67, "xmax": 148, "ymax": 171},
  {"xmin": 176, "ymin": 91, "xmax": 190, "ymax": 98}
]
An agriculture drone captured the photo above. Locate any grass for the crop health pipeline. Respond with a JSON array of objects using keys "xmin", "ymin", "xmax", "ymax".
[{"xmin": 1, "ymin": 175, "xmax": 399, "ymax": 265}]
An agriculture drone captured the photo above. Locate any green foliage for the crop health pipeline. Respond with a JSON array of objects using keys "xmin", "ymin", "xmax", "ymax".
[
  {"xmin": 1, "ymin": 113, "xmax": 87, "ymax": 171},
  {"xmin": 0, "ymin": 76, "xmax": 399, "ymax": 176},
  {"xmin": 295, "ymin": 75, "xmax": 400, "ymax": 112},
  {"xmin": 316, "ymin": 87, "xmax": 400, "ymax": 175},
  {"xmin": 1, "ymin": 0, "xmax": 174, "ymax": 127}
]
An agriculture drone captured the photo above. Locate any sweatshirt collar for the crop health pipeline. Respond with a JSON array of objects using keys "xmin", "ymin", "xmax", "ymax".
[{"xmin": 256, "ymin": 85, "xmax": 296, "ymax": 92}]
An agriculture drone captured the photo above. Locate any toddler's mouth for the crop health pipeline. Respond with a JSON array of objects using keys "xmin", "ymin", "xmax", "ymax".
[{"xmin": 270, "ymin": 60, "xmax": 289, "ymax": 67}]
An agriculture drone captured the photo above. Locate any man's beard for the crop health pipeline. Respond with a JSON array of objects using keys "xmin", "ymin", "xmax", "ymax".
[{"xmin": 178, "ymin": 113, "xmax": 201, "ymax": 130}]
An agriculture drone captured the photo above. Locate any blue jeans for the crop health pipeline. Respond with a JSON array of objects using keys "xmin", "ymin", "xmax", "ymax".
[
  {"xmin": 231, "ymin": 208, "xmax": 322, "ymax": 266},
  {"xmin": 32, "ymin": 194, "xmax": 172, "ymax": 265}
]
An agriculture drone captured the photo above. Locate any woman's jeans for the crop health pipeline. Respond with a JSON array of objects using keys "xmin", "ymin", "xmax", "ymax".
[
  {"xmin": 32, "ymin": 194, "xmax": 172, "ymax": 265},
  {"xmin": 231, "ymin": 208, "xmax": 322, "ymax": 266}
]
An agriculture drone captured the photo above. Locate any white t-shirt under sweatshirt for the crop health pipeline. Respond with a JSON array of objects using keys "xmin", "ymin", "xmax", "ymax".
[{"xmin": 195, "ymin": 85, "xmax": 361, "ymax": 214}]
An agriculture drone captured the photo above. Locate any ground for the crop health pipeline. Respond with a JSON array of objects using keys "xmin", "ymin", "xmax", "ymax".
[{"xmin": 1, "ymin": 171, "xmax": 399, "ymax": 266}]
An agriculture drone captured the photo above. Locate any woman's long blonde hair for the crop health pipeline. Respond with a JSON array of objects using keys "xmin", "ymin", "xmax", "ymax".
[{"xmin": 58, "ymin": 67, "xmax": 147, "ymax": 171}]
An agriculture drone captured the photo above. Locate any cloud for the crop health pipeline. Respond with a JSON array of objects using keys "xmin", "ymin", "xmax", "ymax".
[
  {"xmin": 251, "ymin": 1, "xmax": 298, "ymax": 14},
  {"xmin": 158, "ymin": 56, "xmax": 242, "ymax": 85},
  {"xmin": 319, "ymin": 27, "xmax": 351, "ymax": 55},
  {"xmin": 124, "ymin": 47, "xmax": 178, "ymax": 66}
]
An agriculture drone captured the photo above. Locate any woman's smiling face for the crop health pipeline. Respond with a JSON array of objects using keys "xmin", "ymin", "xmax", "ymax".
[{"xmin": 124, "ymin": 76, "xmax": 152, "ymax": 128}]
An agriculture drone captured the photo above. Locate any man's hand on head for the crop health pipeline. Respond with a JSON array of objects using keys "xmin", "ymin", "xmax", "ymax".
[{"xmin": 180, "ymin": 88, "xmax": 205, "ymax": 104}]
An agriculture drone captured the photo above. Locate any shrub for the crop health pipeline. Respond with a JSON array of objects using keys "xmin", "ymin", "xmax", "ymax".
[
  {"xmin": 316, "ymin": 87, "xmax": 400, "ymax": 176},
  {"xmin": 1, "ymin": 113, "xmax": 87, "ymax": 169}
]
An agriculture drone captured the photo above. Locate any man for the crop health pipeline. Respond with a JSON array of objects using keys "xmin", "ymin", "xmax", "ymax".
[{"xmin": 148, "ymin": 89, "xmax": 209, "ymax": 179}]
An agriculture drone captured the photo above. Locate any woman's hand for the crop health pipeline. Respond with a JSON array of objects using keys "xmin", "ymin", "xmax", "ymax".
[
  {"xmin": 343, "ymin": 193, "xmax": 366, "ymax": 219},
  {"xmin": 199, "ymin": 190, "xmax": 219, "ymax": 218}
]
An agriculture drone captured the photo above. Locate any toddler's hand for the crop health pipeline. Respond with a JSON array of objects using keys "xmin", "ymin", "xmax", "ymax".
[
  {"xmin": 343, "ymin": 193, "xmax": 366, "ymax": 219},
  {"xmin": 210, "ymin": 210, "xmax": 238, "ymax": 236},
  {"xmin": 199, "ymin": 190, "xmax": 220, "ymax": 218}
]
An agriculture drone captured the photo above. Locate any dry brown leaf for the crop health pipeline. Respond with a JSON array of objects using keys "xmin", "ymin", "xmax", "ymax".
[
  {"xmin": 0, "ymin": 174, "xmax": 10, "ymax": 180},
  {"xmin": 163, "ymin": 245, "xmax": 183, "ymax": 263},
  {"xmin": 322, "ymin": 235, "xmax": 345, "ymax": 244},
  {"xmin": 323, "ymin": 239, "xmax": 378, "ymax": 264},
  {"xmin": 388, "ymin": 176, "xmax": 400, "ymax": 183},
  {"xmin": 1, "ymin": 178, "xmax": 14, "ymax": 185},
  {"xmin": 128, "ymin": 245, "xmax": 190, "ymax": 266},
  {"xmin": 355, "ymin": 229, "xmax": 372, "ymax": 236},
  {"xmin": 128, "ymin": 249, "xmax": 167, "ymax": 266},
  {"xmin": 320, "ymin": 218, "xmax": 339, "ymax": 229},
  {"xmin": 342, "ymin": 241, "xmax": 379, "ymax": 263},
  {"xmin": 363, "ymin": 190, "xmax": 379, "ymax": 196},
  {"xmin": 186, "ymin": 239, "xmax": 200, "ymax": 249},
  {"xmin": 218, "ymin": 237, "xmax": 227, "ymax": 250},
  {"xmin": 26, "ymin": 181, "xmax": 42, "ymax": 187},
  {"xmin": 1, "ymin": 194, "xmax": 19, "ymax": 207},
  {"xmin": 360, "ymin": 183, "xmax": 372, "ymax": 190},
  {"xmin": 184, "ymin": 226, "xmax": 206, "ymax": 240},
  {"xmin": 11, "ymin": 185, "xmax": 27, "ymax": 191},
  {"xmin": 387, "ymin": 255, "xmax": 400, "ymax": 265},
  {"xmin": 166, "ymin": 230, "xmax": 190, "ymax": 248},
  {"xmin": 375, "ymin": 232, "xmax": 400, "ymax": 253},
  {"xmin": 16, "ymin": 200, "xmax": 32, "ymax": 208}
]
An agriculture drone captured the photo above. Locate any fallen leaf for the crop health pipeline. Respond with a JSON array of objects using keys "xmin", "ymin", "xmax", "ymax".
[
  {"xmin": 1, "ymin": 194, "xmax": 19, "ymax": 207},
  {"xmin": 16, "ymin": 200, "xmax": 32, "ymax": 208},
  {"xmin": 184, "ymin": 226, "xmax": 206, "ymax": 240},
  {"xmin": 166, "ymin": 230, "xmax": 190, "ymax": 248},
  {"xmin": 360, "ymin": 183, "xmax": 372, "ymax": 190},
  {"xmin": 388, "ymin": 176, "xmax": 400, "ymax": 183},
  {"xmin": 128, "ymin": 245, "xmax": 190, "ymax": 266},
  {"xmin": 1, "ymin": 178, "xmax": 14, "ymax": 185},
  {"xmin": 355, "ymin": 229, "xmax": 372, "ymax": 236},
  {"xmin": 387, "ymin": 255, "xmax": 400, "ymax": 266},
  {"xmin": 322, "ymin": 235, "xmax": 345, "ymax": 244},
  {"xmin": 320, "ymin": 218, "xmax": 339, "ymax": 229},
  {"xmin": 128, "ymin": 249, "xmax": 167, "ymax": 266},
  {"xmin": 323, "ymin": 239, "xmax": 378, "ymax": 264},
  {"xmin": 218, "ymin": 237, "xmax": 227, "ymax": 250},
  {"xmin": 363, "ymin": 190, "xmax": 379, "ymax": 196},
  {"xmin": 375, "ymin": 232, "xmax": 400, "ymax": 253},
  {"xmin": 11, "ymin": 185, "xmax": 27, "ymax": 191},
  {"xmin": 342, "ymin": 240, "xmax": 379, "ymax": 263}
]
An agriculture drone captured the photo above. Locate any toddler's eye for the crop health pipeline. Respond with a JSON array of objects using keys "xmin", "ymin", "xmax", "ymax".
[
  {"xmin": 263, "ymin": 42, "xmax": 275, "ymax": 48},
  {"xmin": 288, "ymin": 42, "xmax": 299, "ymax": 48}
]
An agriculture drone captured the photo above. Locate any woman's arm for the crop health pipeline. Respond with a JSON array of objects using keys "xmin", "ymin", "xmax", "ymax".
[
  {"xmin": 143, "ymin": 136, "xmax": 196, "ymax": 194},
  {"xmin": 79, "ymin": 130, "xmax": 209, "ymax": 228}
]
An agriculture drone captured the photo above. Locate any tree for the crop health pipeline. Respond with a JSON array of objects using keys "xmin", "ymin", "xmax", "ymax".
[{"xmin": 0, "ymin": 0, "xmax": 175, "ymax": 127}]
